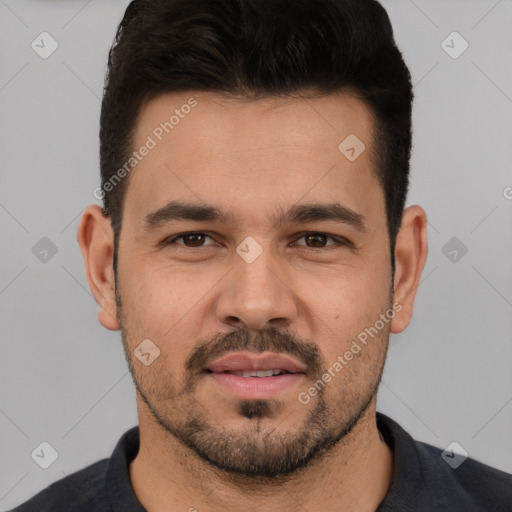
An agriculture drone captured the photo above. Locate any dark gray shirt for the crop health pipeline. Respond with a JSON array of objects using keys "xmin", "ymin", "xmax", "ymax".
[{"xmin": 9, "ymin": 412, "xmax": 512, "ymax": 511}]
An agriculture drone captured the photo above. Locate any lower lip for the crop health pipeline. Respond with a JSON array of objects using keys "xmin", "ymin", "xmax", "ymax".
[{"xmin": 206, "ymin": 372, "xmax": 306, "ymax": 400}]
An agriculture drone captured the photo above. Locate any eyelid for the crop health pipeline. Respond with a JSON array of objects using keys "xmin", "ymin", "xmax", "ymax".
[
  {"xmin": 161, "ymin": 231, "xmax": 351, "ymax": 249},
  {"xmin": 161, "ymin": 231, "xmax": 217, "ymax": 248},
  {"xmin": 292, "ymin": 232, "xmax": 348, "ymax": 248}
]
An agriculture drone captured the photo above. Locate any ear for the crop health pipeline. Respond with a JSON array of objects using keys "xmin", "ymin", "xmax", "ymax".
[
  {"xmin": 77, "ymin": 205, "xmax": 120, "ymax": 331},
  {"xmin": 390, "ymin": 205, "xmax": 428, "ymax": 334}
]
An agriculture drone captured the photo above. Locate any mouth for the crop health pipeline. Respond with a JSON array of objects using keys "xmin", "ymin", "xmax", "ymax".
[
  {"xmin": 204, "ymin": 352, "xmax": 308, "ymax": 400},
  {"xmin": 215, "ymin": 369, "xmax": 293, "ymax": 377}
]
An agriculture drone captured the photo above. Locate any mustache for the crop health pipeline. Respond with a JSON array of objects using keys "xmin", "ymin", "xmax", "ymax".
[{"xmin": 184, "ymin": 326, "xmax": 325, "ymax": 384}]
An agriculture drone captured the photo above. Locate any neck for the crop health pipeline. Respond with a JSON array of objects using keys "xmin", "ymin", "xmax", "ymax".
[{"xmin": 129, "ymin": 398, "xmax": 393, "ymax": 512}]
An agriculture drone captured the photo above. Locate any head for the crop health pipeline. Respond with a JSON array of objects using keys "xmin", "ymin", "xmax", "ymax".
[{"xmin": 79, "ymin": 0, "xmax": 427, "ymax": 479}]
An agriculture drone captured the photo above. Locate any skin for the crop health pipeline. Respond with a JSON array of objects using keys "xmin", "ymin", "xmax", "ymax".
[{"xmin": 77, "ymin": 90, "xmax": 428, "ymax": 512}]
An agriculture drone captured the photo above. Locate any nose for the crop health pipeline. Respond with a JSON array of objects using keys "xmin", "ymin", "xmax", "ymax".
[{"xmin": 214, "ymin": 246, "xmax": 299, "ymax": 332}]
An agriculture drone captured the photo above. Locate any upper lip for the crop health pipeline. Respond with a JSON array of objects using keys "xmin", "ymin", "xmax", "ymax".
[{"xmin": 206, "ymin": 352, "xmax": 307, "ymax": 374}]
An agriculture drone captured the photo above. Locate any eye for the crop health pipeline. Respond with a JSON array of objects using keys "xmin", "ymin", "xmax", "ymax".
[
  {"xmin": 162, "ymin": 232, "xmax": 216, "ymax": 248},
  {"xmin": 161, "ymin": 231, "xmax": 350, "ymax": 251},
  {"xmin": 292, "ymin": 232, "xmax": 348, "ymax": 250}
]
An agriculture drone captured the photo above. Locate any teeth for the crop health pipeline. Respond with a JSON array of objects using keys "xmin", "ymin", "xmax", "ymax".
[{"xmin": 231, "ymin": 369, "xmax": 283, "ymax": 377}]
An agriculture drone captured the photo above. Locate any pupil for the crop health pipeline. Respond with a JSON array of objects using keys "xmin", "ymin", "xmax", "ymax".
[
  {"xmin": 185, "ymin": 234, "xmax": 204, "ymax": 247},
  {"xmin": 306, "ymin": 233, "xmax": 326, "ymax": 248}
]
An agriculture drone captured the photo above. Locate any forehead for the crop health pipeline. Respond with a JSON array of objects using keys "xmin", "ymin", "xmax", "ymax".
[{"xmin": 123, "ymin": 90, "xmax": 383, "ymax": 230}]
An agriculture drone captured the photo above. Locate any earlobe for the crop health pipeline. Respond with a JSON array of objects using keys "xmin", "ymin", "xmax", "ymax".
[
  {"xmin": 77, "ymin": 205, "xmax": 121, "ymax": 331},
  {"xmin": 390, "ymin": 205, "xmax": 428, "ymax": 334}
]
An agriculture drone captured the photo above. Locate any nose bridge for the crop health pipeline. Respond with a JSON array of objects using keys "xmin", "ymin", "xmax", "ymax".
[
  {"xmin": 235, "ymin": 238, "xmax": 284, "ymax": 303},
  {"xmin": 238, "ymin": 243, "xmax": 279, "ymax": 292}
]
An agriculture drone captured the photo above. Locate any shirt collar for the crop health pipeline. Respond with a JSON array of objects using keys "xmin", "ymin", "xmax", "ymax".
[{"xmin": 104, "ymin": 426, "xmax": 146, "ymax": 511}]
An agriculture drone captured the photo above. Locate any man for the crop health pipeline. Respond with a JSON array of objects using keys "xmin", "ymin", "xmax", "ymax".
[{"xmin": 10, "ymin": 0, "xmax": 511, "ymax": 510}]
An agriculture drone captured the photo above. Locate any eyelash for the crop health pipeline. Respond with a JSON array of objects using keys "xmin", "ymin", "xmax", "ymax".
[{"xmin": 161, "ymin": 232, "xmax": 350, "ymax": 251}]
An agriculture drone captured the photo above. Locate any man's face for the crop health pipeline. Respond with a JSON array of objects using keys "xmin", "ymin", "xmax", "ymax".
[{"xmin": 115, "ymin": 91, "xmax": 393, "ymax": 477}]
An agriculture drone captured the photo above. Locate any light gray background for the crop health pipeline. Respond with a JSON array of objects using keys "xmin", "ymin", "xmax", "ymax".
[{"xmin": 1, "ymin": 0, "xmax": 511, "ymax": 509}]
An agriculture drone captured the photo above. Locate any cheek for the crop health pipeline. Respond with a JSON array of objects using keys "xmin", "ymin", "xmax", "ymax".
[
  {"xmin": 125, "ymin": 265, "xmax": 202, "ymax": 320},
  {"xmin": 297, "ymin": 265, "xmax": 389, "ymax": 323},
  {"xmin": 120, "ymin": 265, "xmax": 218, "ymax": 364},
  {"xmin": 299, "ymin": 271, "xmax": 390, "ymax": 366}
]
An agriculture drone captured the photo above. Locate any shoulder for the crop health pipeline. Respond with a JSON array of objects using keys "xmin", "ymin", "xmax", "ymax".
[
  {"xmin": 8, "ymin": 425, "xmax": 141, "ymax": 512},
  {"xmin": 377, "ymin": 412, "xmax": 512, "ymax": 511},
  {"xmin": 8, "ymin": 458, "xmax": 110, "ymax": 512},
  {"xmin": 415, "ymin": 440, "xmax": 512, "ymax": 510}
]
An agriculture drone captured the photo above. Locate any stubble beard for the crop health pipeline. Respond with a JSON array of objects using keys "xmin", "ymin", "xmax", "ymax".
[{"xmin": 115, "ymin": 279, "xmax": 389, "ymax": 480}]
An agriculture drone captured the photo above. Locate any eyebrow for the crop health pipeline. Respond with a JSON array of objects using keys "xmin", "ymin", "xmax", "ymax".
[{"xmin": 143, "ymin": 200, "xmax": 368, "ymax": 233}]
